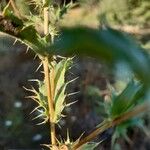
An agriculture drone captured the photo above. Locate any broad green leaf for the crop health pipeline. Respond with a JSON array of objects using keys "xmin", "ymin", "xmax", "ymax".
[
  {"xmin": 1, "ymin": 22, "xmax": 150, "ymax": 88},
  {"xmin": 49, "ymin": 27, "xmax": 150, "ymax": 87}
]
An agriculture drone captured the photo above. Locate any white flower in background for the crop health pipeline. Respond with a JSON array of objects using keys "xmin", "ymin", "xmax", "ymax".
[
  {"xmin": 71, "ymin": 116, "xmax": 77, "ymax": 122},
  {"xmin": 14, "ymin": 101, "xmax": 22, "ymax": 108},
  {"xmin": 32, "ymin": 134, "xmax": 42, "ymax": 141},
  {"xmin": 5, "ymin": 120, "xmax": 12, "ymax": 127}
]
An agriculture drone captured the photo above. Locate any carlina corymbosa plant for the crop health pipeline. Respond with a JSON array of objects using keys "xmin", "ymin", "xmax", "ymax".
[{"xmin": 0, "ymin": 0, "xmax": 150, "ymax": 149}]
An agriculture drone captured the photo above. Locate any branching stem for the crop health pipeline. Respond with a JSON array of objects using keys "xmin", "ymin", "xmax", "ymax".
[{"xmin": 72, "ymin": 102, "xmax": 150, "ymax": 149}]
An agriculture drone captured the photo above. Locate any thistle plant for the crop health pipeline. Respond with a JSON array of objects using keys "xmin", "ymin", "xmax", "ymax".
[
  {"xmin": 0, "ymin": 0, "xmax": 150, "ymax": 150},
  {"xmin": 1, "ymin": 0, "xmax": 76, "ymax": 148},
  {"xmin": 23, "ymin": 0, "xmax": 76, "ymax": 148}
]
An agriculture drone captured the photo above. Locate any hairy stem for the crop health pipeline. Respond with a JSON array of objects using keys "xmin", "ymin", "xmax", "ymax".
[
  {"xmin": 72, "ymin": 102, "xmax": 150, "ymax": 149},
  {"xmin": 43, "ymin": 2, "xmax": 56, "ymax": 146}
]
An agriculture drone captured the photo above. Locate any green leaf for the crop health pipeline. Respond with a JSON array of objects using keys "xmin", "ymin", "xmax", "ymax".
[
  {"xmin": 110, "ymin": 80, "xmax": 143, "ymax": 118},
  {"xmin": 0, "ymin": 14, "xmax": 47, "ymax": 56},
  {"xmin": 25, "ymin": 80, "xmax": 49, "ymax": 124},
  {"xmin": 54, "ymin": 83, "xmax": 67, "ymax": 123},
  {"xmin": 18, "ymin": 25, "xmax": 46, "ymax": 53},
  {"xmin": 52, "ymin": 58, "xmax": 73, "ymax": 123},
  {"xmin": 3, "ymin": 7, "xmax": 23, "ymax": 26},
  {"xmin": 111, "ymin": 117, "xmax": 146, "ymax": 148},
  {"xmin": 54, "ymin": 58, "xmax": 72, "ymax": 97},
  {"xmin": 49, "ymin": 27, "xmax": 150, "ymax": 87}
]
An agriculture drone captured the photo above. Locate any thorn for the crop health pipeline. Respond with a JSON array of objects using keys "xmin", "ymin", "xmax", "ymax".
[
  {"xmin": 28, "ymin": 79, "xmax": 39, "ymax": 82},
  {"xmin": 35, "ymin": 62, "xmax": 43, "ymax": 72},
  {"xmin": 30, "ymin": 106, "xmax": 41, "ymax": 114},
  {"xmin": 32, "ymin": 113, "xmax": 43, "ymax": 120},
  {"xmin": 27, "ymin": 96, "xmax": 39, "ymax": 103},
  {"xmin": 36, "ymin": 119, "xmax": 48, "ymax": 125},
  {"xmin": 25, "ymin": 95, "xmax": 35, "ymax": 99},
  {"xmin": 66, "ymin": 129, "xmax": 71, "ymax": 144},
  {"xmin": 57, "ymin": 55, "xmax": 66, "ymax": 59},
  {"xmin": 41, "ymin": 144, "xmax": 51, "ymax": 149},
  {"xmin": 73, "ymin": 132, "xmax": 85, "ymax": 145},
  {"xmin": 26, "ymin": 46, "xmax": 30, "ymax": 53},
  {"xmin": 13, "ymin": 39, "xmax": 18, "ymax": 45},
  {"xmin": 34, "ymin": 54, "xmax": 38, "ymax": 60},
  {"xmin": 23, "ymin": 86, "xmax": 37, "ymax": 94},
  {"xmin": 66, "ymin": 100, "xmax": 78, "ymax": 107},
  {"xmin": 67, "ymin": 91, "xmax": 80, "ymax": 96},
  {"xmin": 41, "ymin": 70, "xmax": 44, "ymax": 74},
  {"xmin": 67, "ymin": 77, "xmax": 79, "ymax": 85}
]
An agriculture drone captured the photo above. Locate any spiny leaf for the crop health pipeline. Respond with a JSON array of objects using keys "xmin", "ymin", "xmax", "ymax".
[
  {"xmin": 18, "ymin": 25, "xmax": 47, "ymax": 53},
  {"xmin": 0, "ymin": 14, "xmax": 47, "ymax": 56},
  {"xmin": 54, "ymin": 58, "xmax": 72, "ymax": 97},
  {"xmin": 26, "ymin": 58, "xmax": 73, "ymax": 124},
  {"xmin": 54, "ymin": 83, "xmax": 67, "ymax": 123},
  {"xmin": 52, "ymin": 58, "xmax": 73, "ymax": 123},
  {"xmin": 25, "ymin": 80, "xmax": 49, "ymax": 124}
]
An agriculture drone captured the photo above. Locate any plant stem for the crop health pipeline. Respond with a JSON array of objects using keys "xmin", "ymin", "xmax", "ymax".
[
  {"xmin": 43, "ymin": 58, "xmax": 56, "ymax": 146},
  {"xmin": 9, "ymin": 0, "xmax": 22, "ymax": 18},
  {"xmin": 43, "ymin": 2, "xmax": 56, "ymax": 146},
  {"xmin": 72, "ymin": 102, "xmax": 150, "ymax": 149},
  {"xmin": 43, "ymin": 6, "xmax": 49, "ymax": 35}
]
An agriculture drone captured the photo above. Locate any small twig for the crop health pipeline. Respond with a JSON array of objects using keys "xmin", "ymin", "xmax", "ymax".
[{"xmin": 72, "ymin": 102, "xmax": 150, "ymax": 149}]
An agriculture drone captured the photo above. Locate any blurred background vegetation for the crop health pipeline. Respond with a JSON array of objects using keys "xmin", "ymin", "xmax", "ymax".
[{"xmin": 0, "ymin": 0, "xmax": 150, "ymax": 149}]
